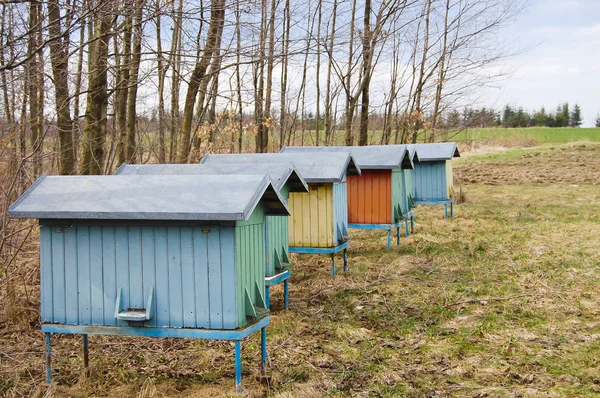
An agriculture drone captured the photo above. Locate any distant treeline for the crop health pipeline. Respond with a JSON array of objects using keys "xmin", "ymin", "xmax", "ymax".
[{"xmin": 442, "ymin": 102, "xmax": 584, "ymax": 129}]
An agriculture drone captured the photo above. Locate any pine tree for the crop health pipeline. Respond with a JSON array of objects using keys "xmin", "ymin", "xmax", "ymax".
[{"xmin": 570, "ymin": 104, "xmax": 582, "ymax": 127}]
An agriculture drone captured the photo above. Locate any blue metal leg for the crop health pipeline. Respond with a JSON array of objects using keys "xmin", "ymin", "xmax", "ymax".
[
  {"xmin": 260, "ymin": 327, "xmax": 267, "ymax": 375},
  {"xmin": 45, "ymin": 333, "xmax": 51, "ymax": 385},
  {"xmin": 445, "ymin": 204, "xmax": 448, "ymax": 218},
  {"xmin": 265, "ymin": 286, "xmax": 271, "ymax": 310},
  {"xmin": 411, "ymin": 215, "xmax": 415, "ymax": 233},
  {"xmin": 343, "ymin": 249, "xmax": 348, "ymax": 272},
  {"xmin": 331, "ymin": 253, "xmax": 336, "ymax": 278},
  {"xmin": 387, "ymin": 230, "xmax": 391, "ymax": 251},
  {"xmin": 235, "ymin": 340, "xmax": 242, "ymax": 394},
  {"xmin": 405, "ymin": 218, "xmax": 410, "ymax": 237},
  {"xmin": 83, "ymin": 334, "xmax": 89, "ymax": 371},
  {"xmin": 284, "ymin": 280, "xmax": 289, "ymax": 311},
  {"xmin": 397, "ymin": 227, "xmax": 400, "ymax": 246},
  {"xmin": 451, "ymin": 202, "xmax": 454, "ymax": 217}
]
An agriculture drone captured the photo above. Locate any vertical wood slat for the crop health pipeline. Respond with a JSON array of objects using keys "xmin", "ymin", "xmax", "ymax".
[
  {"xmin": 63, "ymin": 227, "xmax": 78, "ymax": 324},
  {"xmin": 40, "ymin": 226, "xmax": 53, "ymax": 322},
  {"xmin": 51, "ymin": 228, "xmax": 66, "ymax": 324},
  {"xmin": 167, "ymin": 227, "xmax": 183, "ymax": 328},
  {"xmin": 115, "ymin": 226, "xmax": 129, "ymax": 326},
  {"xmin": 89, "ymin": 226, "xmax": 104, "ymax": 324},
  {"xmin": 141, "ymin": 227, "xmax": 157, "ymax": 327},
  {"xmin": 102, "ymin": 226, "xmax": 116, "ymax": 326},
  {"xmin": 207, "ymin": 228, "xmax": 223, "ymax": 329},
  {"xmin": 220, "ymin": 227, "xmax": 237, "ymax": 329},
  {"xmin": 193, "ymin": 227, "xmax": 210, "ymax": 328},
  {"xmin": 128, "ymin": 227, "xmax": 143, "ymax": 311},
  {"xmin": 180, "ymin": 228, "xmax": 196, "ymax": 328},
  {"xmin": 76, "ymin": 226, "xmax": 91, "ymax": 324},
  {"xmin": 154, "ymin": 227, "xmax": 169, "ymax": 326}
]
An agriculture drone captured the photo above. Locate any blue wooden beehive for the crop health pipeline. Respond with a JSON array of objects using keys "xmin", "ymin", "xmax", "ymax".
[
  {"xmin": 9, "ymin": 173, "xmax": 289, "ymax": 393},
  {"xmin": 114, "ymin": 162, "xmax": 309, "ymax": 310},
  {"xmin": 406, "ymin": 143, "xmax": 460, "ymax": 217},
  {"xmin": 202, "ymin": 152, "xmax": 361, "ymax": 277}
]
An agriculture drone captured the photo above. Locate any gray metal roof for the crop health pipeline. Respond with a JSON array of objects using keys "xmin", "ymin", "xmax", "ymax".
[
  {"xmin": 201, "ymin": 152, "xmax": 361, "ymax": 183},
  {"xmin": 114, "ymin": 162, "xmax": 309, "ymax": 193},
  {"xmin": 280, "ymin": 145, "xmax": 414, "ymax": 170},
  {"xmin": 9, "ymin": 174, "xmax": 289, "ymax": 221},
  {"xmin": 406, "ymin": 143, "xmax": 460, "ymax": 161}
]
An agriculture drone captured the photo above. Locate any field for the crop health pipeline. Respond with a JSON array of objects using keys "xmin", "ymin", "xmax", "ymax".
[{"xmin": 1, "ymin": 137, "xmax": 600, "ymax": 397}]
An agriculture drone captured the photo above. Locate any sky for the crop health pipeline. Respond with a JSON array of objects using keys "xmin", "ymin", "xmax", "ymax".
[{"xmin": 484, "ymin": 0, "xmax": 600, "ymax": 127}]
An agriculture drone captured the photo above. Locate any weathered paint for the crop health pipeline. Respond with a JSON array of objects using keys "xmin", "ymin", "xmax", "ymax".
[
  {"xmin": 235, "ymin": 203, "xmax": 266, "ymax": 326},
  {"xmin": 333, "ymin": 182, "xmax": 349, "ymax": 245},
  {"xmin": 347, "ymin": 170, "xmax": 392, "ymax": 225},
  {"xmin": 412, "ymin": 161, "xmax": 449, "ymax": 201},
  {"xmin": 446, "ymin": 159, "xmax": 455, "ymax": 199},
  {"xmin": 39, "ymin": 205, "xmax": 267, "ymax": 331},
  {"xmin": 264, "ymin": 185, "xmax": 291, "ymax": 277},
  {"xmin": 288, "ymin": 183, "xmax": 334, "ymax": 248}
]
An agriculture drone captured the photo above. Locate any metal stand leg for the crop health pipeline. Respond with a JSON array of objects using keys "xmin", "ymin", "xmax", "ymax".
[
  {"xmin": 445, "ymin": 204, "xmax": 448, "ymax": 218},
  {"xmin": 405, "ymin": 218, "xmax": 410, "ymax": 237},
  {"xmin": 411, "ymin": 215, "xmax": 415, "ymax": 233},
  {"xmin": 235, "ymin": 340, "xmax": 242, "ymax": 395},
  {"xmin": 397, "ymin": 227, "xmax": 400, "ymax": 246},
  {"xmin": 284, "ymin": 280, "xmax": 289, "ymax": 311},
  {"xmin": 387, "ymin": 230, "xmax": 391, "ymax": 251},
  {"xmin": 83, "ymin": 334, "xmax": 89, "ymax": 372},
  {"xmin": 260, "ymin": 327, "xmax": 267, "ymax": 376},
  {"xmin": 451, "ymin": 202, "xmax": 454, "ymax": 217},
  {"xmin": 265, "ymin": 286, "xmax": 271, "ymax": 310},
  {"xmin": 343, "ymin": 249, "xmax": 348, "ymax": 272},
  {"xmin": 45, "ymin": 333, "xmax": 51, "ymax": 385},
  {"xmin": 331, "ymin": 253, "xmax": 336, "ymax": 278}
]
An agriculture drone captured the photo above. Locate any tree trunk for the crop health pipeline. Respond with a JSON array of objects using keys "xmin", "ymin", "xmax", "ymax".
[
  {"xmin": 80, "ymin": 10, "xmax": 112, "ymax": 175},
  {"xmin": 412, "ymin": 0, "xmax": 431, "ymax": 144},
  {"xmin": 169, "ymin": 0, "xmax": 183, "ymax": 162},
  {"xmin": 279, "ymin": 0, "xmax": 289, "ymax": 149},
  {"xmin": 344, "ymin": 0, "xmax": 357, "ymax": 146},
  {"xmin": 115, "ymin": 14, "xmax": 131, "ymax": 165},
  {"xmin": 254, "ymin": 0, "xmax": 267, "ymax": 153},
  {"xmin": 324, "ymin": 0, "xmax": 337, "ymax": 145},
  {"xmin": 48, "ymin": 0, "xmax": 76, "ymax": 174},
  {"xmin": 126, "ymin": 0, "xmax": 144, "ymax": 163},
  {"xmin": 315, "ymin": 0, "xmax": 322, "ymax": 145},
  {"xmin": 177, "ymin": 0, "xmax": 225, "ymax": 162},
  {"xmin": 155, "ymin": 4, "xmax": 167, "ymax": 162},
  {"xmin": 358, "ymin": 0, "xmax": 371, "ymax": 146}
]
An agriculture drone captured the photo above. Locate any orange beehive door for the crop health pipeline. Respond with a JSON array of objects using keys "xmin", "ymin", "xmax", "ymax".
[{"xmin": 347, "ymin": 170, "xmax": 392, "ymax": 225}]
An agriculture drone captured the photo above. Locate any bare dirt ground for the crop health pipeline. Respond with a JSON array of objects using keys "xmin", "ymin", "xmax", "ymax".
[
  {"xmin": 455, "ymin": 142, "xmax": 600, "ymax": 186},
  {"xmin": 2, "ymin": 143, "xmax": 600, "ymax": 397}
]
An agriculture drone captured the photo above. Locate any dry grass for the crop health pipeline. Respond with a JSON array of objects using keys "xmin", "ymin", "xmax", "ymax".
[{"xmin": 1, "ymin": 143, "xmax": 600, "ymax": 397}]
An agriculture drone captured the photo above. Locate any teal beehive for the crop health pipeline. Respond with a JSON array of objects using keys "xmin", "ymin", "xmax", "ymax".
[{"xmin": 9, "ymin": 174, "xmax": 289, "ymax": 393}]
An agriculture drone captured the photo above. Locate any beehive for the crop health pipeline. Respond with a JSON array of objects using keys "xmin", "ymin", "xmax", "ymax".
[
  {"xmin": 406, "ymin": 143, "xmax": 460, "ymax": 217},
  {"xmin": 9, "ymin": 174, "xmax": 289, "ymax": 392}
]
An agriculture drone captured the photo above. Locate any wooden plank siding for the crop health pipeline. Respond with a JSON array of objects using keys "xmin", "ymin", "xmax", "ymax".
[
  {"xmin": 346, "ymin": 170, "xmax": 392, "ymax": 225},
  {"xmin": 412, "ymin": 161, "xmax": 449, "ymax": 201},
  {"xmin": 39, "ymin": 213, "xmax": 268, "ymax": 330},
  {"xmin": 288, "ymin": 183, "xmax": 334, "ymax": 247},
  {"xmin": 235, "ymin": 203, "xmax": 267, "ymax": 326},
  {"xmin": 333, "ymin": 182, "xmax": 349, "ymax": 245}
]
